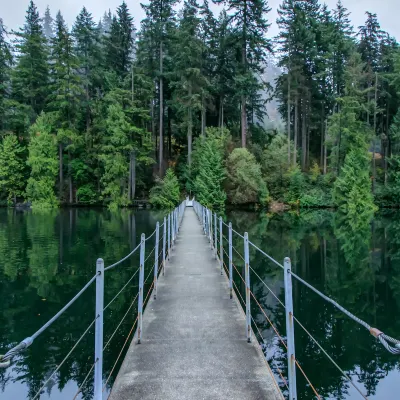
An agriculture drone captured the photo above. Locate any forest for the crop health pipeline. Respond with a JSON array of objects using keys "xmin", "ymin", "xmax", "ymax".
[{"xmin": 0, "ymin": 0, "xmax": 399, "ymax": 213}]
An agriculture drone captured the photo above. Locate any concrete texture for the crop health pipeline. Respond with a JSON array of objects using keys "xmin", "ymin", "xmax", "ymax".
[{"xmin": 109, "ymin": 208, "xmax": 283, "ymax": 400}]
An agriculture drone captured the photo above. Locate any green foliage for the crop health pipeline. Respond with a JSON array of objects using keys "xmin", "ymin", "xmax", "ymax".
[
  {"xmin": 192, "ymin": 128, "xmax": 227, "ymax": 212},
  {"xmin": 0, "ymin": 20, "xmax": 12, "ymax": 132},
  {"xmin": 26, "ymin": 113, "xmax": 59, "ymax": 209},
  {"xmin": 0, "ymin": 135, "xmax": 25, "ymax": 202},
  {"xmin": 99, "ymin": 103, "xmax": 133, "ymax": 210},
  {"xmin": 334, "ymin": 147, "xmax": 377, "ymax": 217},
  {"xmin": 262, "ymin": 134, "xmax": 291, "ymax": 200},
  {"xmin": 150, "ymin": 168, "xmax": 180, "ymax": 210},
  {"xmin": 12, "ymin": 1, "xmax": 49, "ymax": 120},
  {"xmin": 284, "ymin": 165, "xmax": 306, "ymax": 204},
  {"xmin": 226, "ymin": 148, "xmax": 269, "ymax": 206}
]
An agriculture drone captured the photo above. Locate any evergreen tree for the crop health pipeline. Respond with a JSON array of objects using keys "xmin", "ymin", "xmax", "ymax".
[
  {"xmin": 0, "ymin": 135, "xmax": 25, "ymax": 202},
  {"xmin": 192, "ymin": 127, "xmax": 226, "ymax": 211},
  {"xmin": 216, "ymin": 0, "xmax": 272, "ymax": 147},
  {"xmin": 43, "ymin": 6, "xmax": 54, "ymax": 40},
  {"xmin": 99, "ymin": 103, "xmax": 132, "ymax": 209},
  {"xmin": 330, "ymin": 52, "xmax": 376, "ymax": 214},
  {"xmin": 72, "ymin": 7, "xmax": 102, "ymax": 131},
  {"xmin": 101, "ymin": 10, "xmax": 113, "ymax": 35},
  {"xmin": 99, "ymin": 88, "xmax": 152, "ymax": 209},
  {"xmin": 141, "ymin": 0, "xmax": 177, "ymax": 175},
  {"xmin": 225, "ymin": 148, "xmax": 269, "ymax": 205},
  {"xmin": 150, "ymin": 168, "xmax": 180, "ymax": 209},
  {"xmin": 105, "ymin": 2, "xmax": 134, "ymax": 76},
  {"xmin": 26, "ymin": 113, "xmax": 59, "ymax": 209},
  {"xmin": 214, "ymin": 10, "xmax": 237, "ymax": 131},
  {"xmin": 49, "ymin": 11, "xmax": 83, "ymax": 202},
  {"xmin": 0, "ymin": 18, "xmax": 12, "ymax": 131},
  {"xmin": 12, "ymin": 0, "xmax": 49, "ymax": 121},
  {"xmin": 332, "ymin": 0, "xmax": 354, "ymax": 99},
  {"xmin": 171, "ymin": 0, "xmax": 207, "ymax": 167}
]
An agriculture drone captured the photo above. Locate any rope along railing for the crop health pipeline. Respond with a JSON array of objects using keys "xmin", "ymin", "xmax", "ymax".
[
  {"xmin": 193, "ymin": 200, "xmax": 400, "ymax": 400},
  {"xmin": 0, "ymin": 199, "xmax": 187, "ymax": 400}
]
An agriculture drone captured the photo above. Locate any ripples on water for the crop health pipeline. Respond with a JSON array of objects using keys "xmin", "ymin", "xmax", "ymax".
[{"xmin": 0, "ymin": 208, "xmax": 399, "ymax": 399}]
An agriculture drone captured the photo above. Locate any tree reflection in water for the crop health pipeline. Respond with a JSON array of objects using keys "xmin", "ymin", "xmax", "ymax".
[
  {"xmin": 0, "ymin": 208, "xmax": 163, "ymax": 399},
  {"xmin": 227, "ymin": 209, "xmax": 400, "ymax": 399}
]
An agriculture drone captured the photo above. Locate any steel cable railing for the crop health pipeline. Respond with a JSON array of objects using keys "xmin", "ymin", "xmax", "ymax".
[
  {"xmin": 194, "ymin": 200, "xmax": 399, "ymax": 400},
  {"xmin": 0, "ymin": 199, "xmax": 187, "ymax": 400}
]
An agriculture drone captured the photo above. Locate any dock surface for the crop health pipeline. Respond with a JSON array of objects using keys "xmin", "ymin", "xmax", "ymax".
[{"xmin": 109, "ymin": 208, "xmax": 283, "ymax": 400}]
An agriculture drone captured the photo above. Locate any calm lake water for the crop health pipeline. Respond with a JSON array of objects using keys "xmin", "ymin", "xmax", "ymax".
[{"xmin": 0, "ymin": 207, "xmax": 399, "ymax": 399}]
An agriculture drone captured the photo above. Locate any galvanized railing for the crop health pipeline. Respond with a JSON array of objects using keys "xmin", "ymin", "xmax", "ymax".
[
  {"xmin": 193, "ymin": 200, "xmax": 400, "ymax": 400},
  {"xmin": 0, "ymin": 200, "xmax": 187, "ymax": 400}
]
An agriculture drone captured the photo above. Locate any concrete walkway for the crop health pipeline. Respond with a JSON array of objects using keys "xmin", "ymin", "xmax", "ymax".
[{"xmin": 109, "ymin": 208, "xmax": 283, "ymax": 400}]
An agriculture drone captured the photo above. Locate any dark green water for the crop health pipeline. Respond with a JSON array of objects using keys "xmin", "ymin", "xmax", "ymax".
[
  {"xmin": 0, "ymin": 208, "xmax": 399, "ymax": 399},
  {"xmin": 0, "ymin": 208, "xmax": 164, "ymax": 400},
  {"xmin": 225, "ymin": 209, "xmax": 400, "ymax": 400}
]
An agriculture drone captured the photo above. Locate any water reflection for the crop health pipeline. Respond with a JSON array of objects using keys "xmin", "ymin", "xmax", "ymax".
[
  {"xmin": 1, "ymin": 208, "xmax": 399, "ymax": 399},
  {"xmin": 226, "ymin": 209, "xmax": 400, "ymax": 399},
  {"xmin": 0, "ymin": 208, "xmax": 162, "ymax": 400}
]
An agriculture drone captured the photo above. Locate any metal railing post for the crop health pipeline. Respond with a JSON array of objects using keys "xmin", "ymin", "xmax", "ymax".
[
  {"xmin": 154, "ymin": 222, "xmax": 159, "ymax": 299},
  {"xmin": 138, "ymin": 234, "xmax": 145, "ymax": 344},
  {"xmin": 219, "ymin": 217, "xmax": 223, "ymax": 275},
  {"xmin": 209, "ymin": 210, "xmax": 213, "ymax": 247},
  {"xmin": 94, "ymin": 258, "xmax": 104, "ymax": 400},
  {"xmin": 168, "ymin": 213, "xmax": 171, "ymax": 260},
  {"xmin": 284, "ymin": 257, "xmax": 297, "ymax": 400},
  {"xmin": 214, "ymin": 213, "xmax": 217, "ymax": 259},
  {"xmin": 163, "ymin": 217, "xmax": 166, "ymax": 275},
  {"xmin": 202, "ymin": 207, "xmax": 206, "ymax": 234},
  {"xmin": 244, "ymin": 232, "xmax": 251, "ymax": 343},
  {"xmin": 229, "ymin": 222, "xmax": 233, "ymax": 299},
  {"xmin": 171, "ymin": 210, "xmax": 175, "ymax": 247}
]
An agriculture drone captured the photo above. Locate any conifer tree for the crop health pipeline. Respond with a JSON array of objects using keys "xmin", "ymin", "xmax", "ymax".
[
  {"xmin": 216, "ymin": 0, "xmax": 272, "ymax": 147},
  {"xmin": 141, "ymin": 0, "xmax": 177, "ymax": 175},
  {"xmin": 43, "ymin": 6, "xmax": 54, "ymax": 40},
  {"xmin": 26, "ymin": 113, "xmax": 59, "ymax": 209},
  {"xmin": 105, "ymin": 2, "xmax": 134, "ymax": 77},
  {"xmin": 49, "ymin": 11, "xmax": 82, "ymax": 202},
  {"xmin": 171, "ymin": 0, "xmax": 207, "ymax": 167},
  {"xmin": 0, "ymin": 135, "xmax": 25, "ymax": 202},
  {"xmin": 193, "ymin": 128, "xmax": 226, "ymax": 211},
  {"xmin": 0, "ymin": 18, "xmax": 12, "ymax": 131},
  {"xmin": 72, "ymin": 7, "xmax": 102, "ymax": 131},
  {"xmin": 12, "ymin": 0, "xmax": 49, "ymax": 121}
]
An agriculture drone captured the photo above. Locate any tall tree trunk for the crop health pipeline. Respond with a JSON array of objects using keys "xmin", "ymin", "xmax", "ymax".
[
  {"xmin": 131, "ymin": 150, "xmax": 136, "ymax": 200},
  {"xmin": 294, "ymin": 95, "xmax": 298, "ymax": 166},
  {"xmin": 323, "ymin": 120, "xmax": 327, "ymax": 175},
  {"xmin": 159, "ymin": 41, "xmax": 164, "ymax": 176},
  {"xmin": 168, "ymin": 107, "xmax": 172, "ymax": 158},
  {"xmin": 241, "ymin": 95, "xmax": 246, "ymax": 147},
  {"xmin": 188, "ymin": 85, "xmax": 193, "ymax": 167},
  {"xmin": 151, "ymin": 100, "xmax": 156, "ymax": 161},
  {"xmin": 59, "ymin": 143, "xmax": 63, "ymax": 200},
  {"xmin": 128, "ymin": 154, "xmax": 132, "ymax": 202},
  {"xmin": 68, "ymin": 150, "xmax": 73, "ymax": 204},
  {"xmin": 372, "ymin": 72, "xmax": 378, "ymax": 194},
  {"xmin": 221, "ymin": 101, "xmax": 224, "ymax": 131},
  {"xmin": 301, "ymin": 98, "xmax": 307, "ymax": 171},
  {"xmin": 131, "ymin": 63, "xmax": 135, "ymax": 103},
  {"xmin": 287, "ymin": 76, "xmax": 291, "ymax": 165},
  {"xmin": 201, "ymin": 92, "xmax": 205, "ymax": 136},
  {"xmin": 320, "ymin": 103, "xmax": 324, "ymax": 167},
  {"xmin": 241, "ymin": 40, "xmax": 247, "ymax": 148}
]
